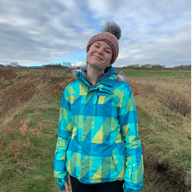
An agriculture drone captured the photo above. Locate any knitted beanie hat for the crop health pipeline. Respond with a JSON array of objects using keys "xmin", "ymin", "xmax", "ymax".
[{"xmin": 86, "ymin": 22, "xmax": 121, "ymax": 64}]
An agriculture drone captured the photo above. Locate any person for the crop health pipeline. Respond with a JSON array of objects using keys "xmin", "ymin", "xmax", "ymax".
[{"xmin": 53, "ymin": 21, "xmax": 144, "ymax": 192}]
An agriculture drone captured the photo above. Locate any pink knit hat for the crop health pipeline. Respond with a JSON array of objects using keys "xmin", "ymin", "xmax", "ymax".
[{"xmin": 86, "ymin": 22, "xmax": 121, "ymax": 64}]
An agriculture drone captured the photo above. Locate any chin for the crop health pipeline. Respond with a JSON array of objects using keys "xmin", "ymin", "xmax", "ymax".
[{"xmin": 88, "ymin": 62, "xmax": 105, "ymax": 70}]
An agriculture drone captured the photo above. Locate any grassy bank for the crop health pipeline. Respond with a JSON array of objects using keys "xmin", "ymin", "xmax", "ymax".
[
  {"xmin": 122, "ymin": 69, "xmax": 191, "ymax": 191},
  {"xmin": 0, "ymin": 95, "xmax": 60, "ymax": 191},
  {"xmin": 0, "ymin": 67, "xmax": 74, "ymax": 192},
  {"xmin": 0, "ymin": 67, "xmax": 191, "ymax": 191}
]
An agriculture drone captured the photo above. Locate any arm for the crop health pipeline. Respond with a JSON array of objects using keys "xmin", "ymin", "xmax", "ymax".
[
  {"xmin": 119, "ymin": 84, "xmax": 144, "ymax": 192},
  {"xmin": 53, "ymin": 87, "xmax": 73, "ymax": 191}
]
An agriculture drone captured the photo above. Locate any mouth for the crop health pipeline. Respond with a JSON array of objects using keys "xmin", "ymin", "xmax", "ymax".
[{"xmin": 93, "ymin": 54, "xmax": 102, "ymax": 61}]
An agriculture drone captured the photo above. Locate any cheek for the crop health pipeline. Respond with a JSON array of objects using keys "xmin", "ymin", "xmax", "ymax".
[
  {"xmin": 86, "ymin": 50, "xmax": 91, "ymax": 61},
  {"xmin": 107, "ymin": 55, "xmax": 113, "ymax": 64}
]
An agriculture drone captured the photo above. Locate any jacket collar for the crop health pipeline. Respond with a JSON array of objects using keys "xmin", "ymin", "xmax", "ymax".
[{"xmin": 76, "ymin": 66, "xmax": 117, "ymax": 94}]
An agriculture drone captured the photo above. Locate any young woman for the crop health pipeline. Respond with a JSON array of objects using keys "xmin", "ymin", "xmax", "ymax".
[{"xmin": 54, "ymin": 22, "xmax": 144, "ymax": 192}]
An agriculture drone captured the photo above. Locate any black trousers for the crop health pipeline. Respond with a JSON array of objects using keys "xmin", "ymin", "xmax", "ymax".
[{"xmin": 70, "ymin": 175, "xmax": 124, "ymax": 192}]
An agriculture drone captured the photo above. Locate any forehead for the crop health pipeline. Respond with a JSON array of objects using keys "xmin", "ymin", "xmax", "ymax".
[{"xmin": 93, "ymin": 41, "xmax": 112, "ymax": 50}]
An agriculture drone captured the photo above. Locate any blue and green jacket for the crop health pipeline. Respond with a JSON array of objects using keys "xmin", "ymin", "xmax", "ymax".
[{"xmin": 54, "ymin": 66, "xmax": 143, "ymax": 192}]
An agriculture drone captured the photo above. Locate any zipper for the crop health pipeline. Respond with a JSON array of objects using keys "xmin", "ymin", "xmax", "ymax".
[
  {"xmin": 95, "ymin": 95, "xmax": 99, "ymax": 116},
  {"xmin": 130, "ymin": 163, "xmax": 136, "ymax": 181},
  {"xmin": 79, "ymin": 74, "xmax": 91, "ymax": 88}
]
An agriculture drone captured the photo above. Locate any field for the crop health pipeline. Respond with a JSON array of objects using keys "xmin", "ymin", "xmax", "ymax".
[{"xmin": 0, "ymin": 66, "xmax": 191, "ymax": 192}]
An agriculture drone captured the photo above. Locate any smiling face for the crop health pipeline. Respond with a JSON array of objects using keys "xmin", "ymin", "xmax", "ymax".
[{"xmin": 86, "ymin": 41, "xmax": 113, "ymax": 72}]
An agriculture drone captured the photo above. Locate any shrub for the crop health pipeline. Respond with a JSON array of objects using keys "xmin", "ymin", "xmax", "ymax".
[
  {"xmin": 144, "ymin": 83, "xmax": 155, "ymax": 93},
  {"xmin": 157, "ymin": 90, "xmax": 191, "ymax": 116}
]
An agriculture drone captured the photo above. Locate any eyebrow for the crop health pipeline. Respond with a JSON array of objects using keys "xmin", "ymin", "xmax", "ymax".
[{"xmin": 95, "ymin": 42, "xmax": 112, "ymax": 50}]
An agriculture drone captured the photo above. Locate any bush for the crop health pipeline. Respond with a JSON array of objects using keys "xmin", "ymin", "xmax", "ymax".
[
  {"xmin": 144, "ymin": 83, "xmax": 155, "ymax": 93},
  {"xmin": 157, "ymin": 90, "xmax": 191, "ymax": 117}
]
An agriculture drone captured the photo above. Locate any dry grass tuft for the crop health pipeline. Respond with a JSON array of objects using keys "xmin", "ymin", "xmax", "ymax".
[
  {"xmin": 157, "ymin": 90, "xmax": 191, "ymax": 117},
  {"xmin": 31, "ymin": 129, "xmax": 42, "ymax": 139},
  {"xmin": 0, "ymin": 142, "xmax": 5, "ymax": 154},
  {"xmin": 143, "ymin": 83, "xmax": 155, "ymax": 93},
  {"xmin": 38, "ymin": 121, "xmax": 45, "ymax": 131},
  {"xmin": 19, "ymin": 121, "xmax": 28, "ymax": 136},
  {"xmin": 30, "ymin": 121, "xmax": 44, "ymax": 138},
  {"xmin": 8, "ymin": 136, "xmax": 20, "ymax": 162},
  {"xmin": 22, "ymin": 137, "xmax": 33, "ymax": 149}
]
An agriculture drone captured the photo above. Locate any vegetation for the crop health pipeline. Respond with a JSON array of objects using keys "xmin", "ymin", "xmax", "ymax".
[
  {"xmin": 119, "ymin": 68, "xmax": 191, "ymax": 191},
  {"xmin": 0, "ymin": 66, "xmax": 191, "ymax": 192}
]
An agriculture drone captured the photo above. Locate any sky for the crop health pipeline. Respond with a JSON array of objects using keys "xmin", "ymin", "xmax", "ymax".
[{"xmin": 0, "ymin": 0, "xmax": 191, "ymax": 68}]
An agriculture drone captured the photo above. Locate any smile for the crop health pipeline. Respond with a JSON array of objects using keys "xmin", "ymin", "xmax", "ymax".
[{"xmin": 93, "ymin": 55, "xmax": 102, "ymax": 60}]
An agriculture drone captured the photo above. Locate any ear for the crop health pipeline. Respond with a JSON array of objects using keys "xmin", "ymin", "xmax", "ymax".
[
  {"xmin": 108, "ymin": 59, "xmax": 112, "ymax": 66},
  {"xmin": 110, "ymin": 56, "xmax": 114, "ymax": 65}
]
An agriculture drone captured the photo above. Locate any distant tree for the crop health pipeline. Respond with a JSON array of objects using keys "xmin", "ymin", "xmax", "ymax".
[
  {"xmin": 141, "ymin": 64, "xmax": 152, "ymax": 68},
  {"xmin": 152, "ymin": 65, "xmax": 164, "ymax": 68}
]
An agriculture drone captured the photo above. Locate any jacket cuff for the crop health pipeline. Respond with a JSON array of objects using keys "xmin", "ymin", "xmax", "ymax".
[
  {"xmin": 56, "ymin": 177, "xmax": 68, "ymax": 191},
  {"xmin": 123, "ymin": 182, "xmax": 142, "ymax": 192}
]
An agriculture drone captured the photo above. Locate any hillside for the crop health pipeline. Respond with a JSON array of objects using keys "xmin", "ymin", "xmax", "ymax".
[{"xmin": 0, "ymin": 66, "xmax": 191, "ymax": 192}]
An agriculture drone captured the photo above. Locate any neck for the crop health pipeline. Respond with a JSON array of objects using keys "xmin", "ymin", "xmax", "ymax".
[{"xmin": 86, "ymin": 65, "xmax": 106, "ymax": 86}]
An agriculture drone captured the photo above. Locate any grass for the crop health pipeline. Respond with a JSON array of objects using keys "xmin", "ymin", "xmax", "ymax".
[
  {"xmin": 138, "ymin": 106, "xmax": 190, "ymax": 167},
  {"xmin": 0, "ymin": 67, "xmax": 191, "ymax": 191},
  {"xmin": 0, "ymin": 94, "xmax": 61, "ymax": 192},
  {"xmin": 123, "ymin": 70, "xmax": 191, "ymax": 80},
  {"xmin": 0, "ymin": 67, "xmax": 74, "ymax": 192},
  {"xmin": 122, "ymin": 69, "xmax": 191, "ymax": 191}
]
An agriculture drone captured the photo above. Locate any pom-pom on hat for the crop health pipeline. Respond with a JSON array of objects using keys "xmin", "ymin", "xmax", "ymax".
[{"xmin": 86, "ymin": 21, "xmax": 121, "ymax": 64}]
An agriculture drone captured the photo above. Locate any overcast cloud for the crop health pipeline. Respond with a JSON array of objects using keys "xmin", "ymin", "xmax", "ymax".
[{"xmin": 0, "ymin": 0, "xmax": 190, "ymax": 67}]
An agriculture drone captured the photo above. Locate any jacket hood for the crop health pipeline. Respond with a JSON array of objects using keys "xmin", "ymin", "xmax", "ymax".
[{"xmin": 72, "ymin": 66, "xmax": 125, "ymax": 85}]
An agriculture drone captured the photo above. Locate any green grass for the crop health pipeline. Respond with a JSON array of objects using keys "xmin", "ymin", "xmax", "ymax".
[
  {"xmin": 0, "ymin": 86, "xmax": 157, "ymax": 191},
  {"xmin": 0, "ymin": 93, "xmax": 61, "ymax": 192},
  {"xmin": 0, "ymin": 68, "xmax": 190, "ymax": 191},
  {"xmin": 138, "ymin": 105, "xmax": 190, "ymax": 166},
  {"xmin": 118, "ymin": 69, "xmax": 191, "ymax": 190},
  {"xmin": 122, "ymin": 70, "xmax": 191, "ymax": 79}
]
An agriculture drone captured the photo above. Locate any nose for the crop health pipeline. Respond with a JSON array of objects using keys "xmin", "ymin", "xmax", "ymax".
[{"xmin": 97, "ymin": 48, "xmax": 104, "ymax": 55}]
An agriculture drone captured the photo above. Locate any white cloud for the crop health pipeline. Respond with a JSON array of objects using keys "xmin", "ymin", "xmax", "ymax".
[
  {"xmin": 0, "ymin": 0, "xmax": 190, "ymax": 67},
  {"xmin": 115, "ymin": 29, "xmax": 190, "ymax": 67}
]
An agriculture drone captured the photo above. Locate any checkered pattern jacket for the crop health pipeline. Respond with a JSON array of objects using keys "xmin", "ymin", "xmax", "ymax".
[{"xmin": 54, "ymin": 66, "xmax": 143, "ymax": 192}]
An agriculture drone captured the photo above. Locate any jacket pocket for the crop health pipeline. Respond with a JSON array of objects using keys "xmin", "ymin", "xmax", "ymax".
[
  {"xmin": 112, "ymin": 146, "xmax": 124, "ymax": 172},
  {"xmin": 130, "ymin": 163, "xmax": 136, "ymax": 181}
]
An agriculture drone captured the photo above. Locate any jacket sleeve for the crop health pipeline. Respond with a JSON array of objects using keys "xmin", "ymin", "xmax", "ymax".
[
  {"xmin": 119, "ymin": 84, "xmax": 144, "ymax": 192},
  {"xmin": 53, "ymin": 87, "xmax": 73, "ymax": 191}
]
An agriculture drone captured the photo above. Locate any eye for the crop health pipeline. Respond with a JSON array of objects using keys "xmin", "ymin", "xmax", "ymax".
[
  {"xmin": 94, "ymin": 44, "xmax": 100, "ymax": 48},
  {"xmin": 105, "ymin": 49, "xmax": 112, "ymax": 54}
]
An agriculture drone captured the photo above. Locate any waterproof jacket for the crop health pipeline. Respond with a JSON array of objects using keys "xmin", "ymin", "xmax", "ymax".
[{"xmin": 54, "ymin": 66, "xmax": 143, "ymax": 192}]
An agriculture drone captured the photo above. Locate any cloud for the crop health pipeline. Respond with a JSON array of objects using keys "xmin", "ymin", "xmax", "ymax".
[
  {"xmin": 114, "ymin": 23, "xmax": 191, "ymax": 67},
  {"xmin": 0, "ymin": 0, "xmax": 190, "ymax": 67}
]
